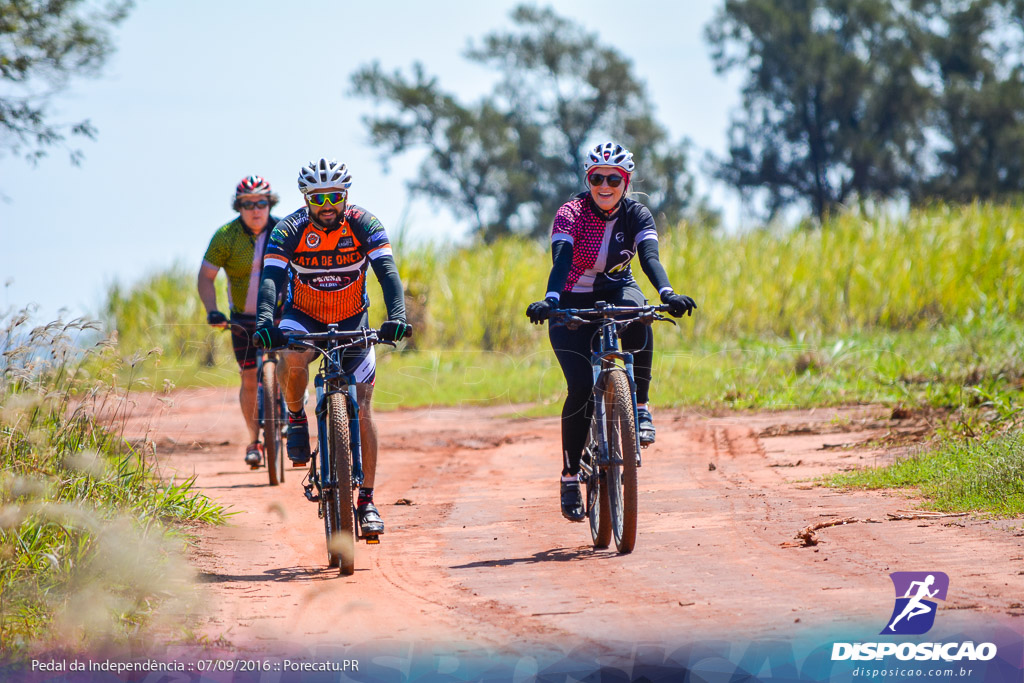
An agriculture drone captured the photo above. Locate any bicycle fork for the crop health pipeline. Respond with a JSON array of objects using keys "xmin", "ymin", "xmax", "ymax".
[{"xmin": 302, "ymin": 375, "xmax": 377, "ymax": 542}]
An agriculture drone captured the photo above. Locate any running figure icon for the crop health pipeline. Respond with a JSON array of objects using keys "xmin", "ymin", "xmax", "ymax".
[
  {"xmin": 882, "ymin": 571, "xmax": 949, "ymax": 635},
  {"xmin": 888, "ymin": 574, "xmax": 938, "ymax": 631}
]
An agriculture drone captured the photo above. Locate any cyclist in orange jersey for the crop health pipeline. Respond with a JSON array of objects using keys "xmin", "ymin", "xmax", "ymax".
[{"xmin": 253, "ymin": 159, "xmax": 409, "ymax": 536}]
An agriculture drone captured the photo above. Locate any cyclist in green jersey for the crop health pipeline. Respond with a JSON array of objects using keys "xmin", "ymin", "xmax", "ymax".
[{"xmin": 198, "ymin": 175, "xmax": 281, "ymax": 468}]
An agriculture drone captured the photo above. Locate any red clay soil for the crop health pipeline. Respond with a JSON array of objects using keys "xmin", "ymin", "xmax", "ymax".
[{"xmin": 122, "ymin": 387, "xmax": 1024, "ymax": 658}]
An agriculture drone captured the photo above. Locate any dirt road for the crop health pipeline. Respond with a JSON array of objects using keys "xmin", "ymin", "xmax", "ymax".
[{"xmin": 125, "ymin": 387, "xmax": 1023, "ymax": 663}]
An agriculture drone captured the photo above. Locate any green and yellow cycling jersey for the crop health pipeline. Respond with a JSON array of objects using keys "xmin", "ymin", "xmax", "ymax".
[{"xmin": 201, "ymin": 216, "xmax": 279, "ymax": 316}]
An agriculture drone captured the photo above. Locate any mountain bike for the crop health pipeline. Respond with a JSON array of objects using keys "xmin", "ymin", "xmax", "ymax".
[
  {"xmin": 550, "ymin": 302, "xmax": 675, "ymax": 554},
  {"xmin": 284, "ymin": 325, "xmax": 410, "ymax": 576},
  {"xmin": 255, "ymin": 350, "xmax": 286, "ymax": 486}
]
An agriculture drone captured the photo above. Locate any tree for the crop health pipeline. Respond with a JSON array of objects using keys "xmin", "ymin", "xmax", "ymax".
[
  {"xmin": 914, "ymin": 0, "xmax": 1024, "ymax": 202},
  {"xmin": 0, "ymin": 0, "xmax": 133, "ymax": 165},
  {"xmin": 706, "ymin": 0, "xmax": 932, "ymax": 221},
  {"xmin": 351, "ymin": 4, "xmax": 708, "ymax": 240}
]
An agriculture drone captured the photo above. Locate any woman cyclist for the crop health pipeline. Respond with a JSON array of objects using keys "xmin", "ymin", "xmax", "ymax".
[{"xmin": 526, "ymin": 142, "xmax": 697, "ymax": 522}]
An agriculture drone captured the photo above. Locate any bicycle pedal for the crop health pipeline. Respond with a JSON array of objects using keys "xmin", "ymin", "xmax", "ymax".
[
  {"xmin": 302, "ymin": 484, "xmax": 320, "ymax": 502},
  {"xmin": 364, "ymin": 534, "xmax": 380, "ymax": 545}
]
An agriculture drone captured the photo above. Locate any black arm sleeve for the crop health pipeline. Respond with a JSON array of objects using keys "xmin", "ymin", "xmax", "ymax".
[
  {"xmin": 256, "ymin": 267, "xmax": 289, "ymax": 329},
  {"xmin": 544, "ymin": 240, "xmax": 574, "ymax": 297},
  {"xmin": 369, "ymin": 254, "xmax": 407, "ymax": 321},
  {"xmin": 637, "ymin": 239, "xmax": 672, "ymax": 293}
]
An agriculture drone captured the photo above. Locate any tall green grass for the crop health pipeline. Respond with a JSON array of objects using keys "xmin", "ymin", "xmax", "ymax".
[
  {"xmin": 0, "ymin": 310, "xmax": 225, "ymax": 655},
  {"xmin": 663, "ymin": 203, "xmax": 1024, "ymax": 340},
  {"xmin": 391, "ymin": 202, "xmax": 1024, "ymax": 350}
]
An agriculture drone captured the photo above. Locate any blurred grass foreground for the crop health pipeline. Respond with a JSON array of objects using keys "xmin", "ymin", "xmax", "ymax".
[{"xmin": 0, "ymin": 311, "xmax": 225, "ymax": 656}]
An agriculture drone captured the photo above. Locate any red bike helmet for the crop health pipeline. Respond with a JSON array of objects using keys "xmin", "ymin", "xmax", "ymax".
[{"xmin": 232, "ymin": 174, "xmax": 279, "ymax": 211}]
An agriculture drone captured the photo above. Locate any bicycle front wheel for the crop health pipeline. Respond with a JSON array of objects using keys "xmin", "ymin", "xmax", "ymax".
[
  {"xmin": 262, "ymin": 360, "xmax": 284, "ymax": 486},
  {"xmin": 603, "ymin": 368, "xmax": 638, "ymax": 554},
  {"xmin": 324, "ymin": 393, "xmax": 356, "ymax": 575}
]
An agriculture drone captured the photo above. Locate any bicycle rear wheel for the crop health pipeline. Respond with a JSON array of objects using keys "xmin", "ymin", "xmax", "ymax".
[
  {"xmin": 584, "ymin": 420, "xmax": 611, "ymax": 549},
  {"xmin": 261, "ymin": 360, "xmax": 284, "ymax": 486},
  {"xmin": 603, "ymin": 368, "xmax": 638, "ymax": 554},
  {"xmin": 324, "ymin": 393, "xmax": 356, "ymax": 574}
]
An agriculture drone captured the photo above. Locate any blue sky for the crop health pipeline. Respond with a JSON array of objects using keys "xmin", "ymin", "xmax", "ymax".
[{"xmin": 0, "ymin": 1, "xmax": 741, "ymax": 323}]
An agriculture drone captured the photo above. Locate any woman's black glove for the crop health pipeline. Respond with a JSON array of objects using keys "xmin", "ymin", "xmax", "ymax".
[
  {"xmin": 206, "ymin": 310, "xmax": 228, "ymax": 327},
  {"xmin": 526, "ymin": 298, "xmax": 559, "ymax": 324},
  {"xmin": 661, "ymin": 291, "xmax": 697, "ymax": 317}
]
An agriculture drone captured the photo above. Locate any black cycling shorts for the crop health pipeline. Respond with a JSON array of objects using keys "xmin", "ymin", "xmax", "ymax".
[
  {"xmin": 229, "ymin": 314, "xmax": 259, "ymax": 370},
  {"xmin": 278, "ymin": 308, "xmax": 376, "ymax": 384}
]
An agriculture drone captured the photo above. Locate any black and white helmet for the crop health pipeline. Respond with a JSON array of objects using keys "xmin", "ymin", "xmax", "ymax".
[
  {"xmin": 297, "ymin": 158, "xmax": 353, "ymax": 194},
  {"xmin": 583, "ymin": 142, "xmax": 635, "ymax": 174}
]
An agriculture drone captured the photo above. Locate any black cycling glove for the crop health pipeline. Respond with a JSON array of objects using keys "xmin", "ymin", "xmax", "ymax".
[
  {"xmin": 206, "ymin": 310, "xmax": 228, "ymax": 327},
  {"xmin": 526, "ymin": 298, "xmax": 559, "ymax": 324},
  {"xmin": 253, "ymin": 325, "xmax": 288, "ymax": 350},
  {"xmin": 661, "ymin": 291, "xmax": 697, "ymax": 318},
  {"xmin": 379, "ymin": 320, "xmax": 411, "ymax": 342}
]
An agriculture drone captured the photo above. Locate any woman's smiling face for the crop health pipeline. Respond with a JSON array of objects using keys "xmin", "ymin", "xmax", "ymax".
[{"xmin": 587, "ymin": 166, "xmax": 627, "ymax": 213}]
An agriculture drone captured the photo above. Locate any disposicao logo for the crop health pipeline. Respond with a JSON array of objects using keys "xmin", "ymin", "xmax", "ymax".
[
  {"xmin": 831, "ymin": 571, "xmax": 998, "ymax": 662},
  {"xmin": 882, "ymin": 571, "xmax": 949, "ymax": 635}
]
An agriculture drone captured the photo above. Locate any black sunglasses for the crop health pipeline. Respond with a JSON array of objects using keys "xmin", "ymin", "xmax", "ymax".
[
  {"xmin": 239, "ymin": 200, "xmax": 269, "ymax": 210},
  {"xmin": 588, "ymin": 173, "xmax": 623, "ymax": 188}
]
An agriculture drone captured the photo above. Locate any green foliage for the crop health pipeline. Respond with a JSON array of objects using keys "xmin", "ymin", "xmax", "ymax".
[
  {"xmin": 0, "ymin": 0, "xmax": 133, "ymax": 165},
  {"xmin": 830, "ymin": 432, "xmax": 1024, "ymax": 515},
  {"xmin": 706, "ymin": 0, "xmax": 931, "ymax": 220},
  {"xmin": 351, "ymin": 4, "xmax": 709, "ymax": 239},
  {"xmin": 916, "ymin": 0, "xmax": 1024, "ymax": 203},
  {"xmin": 706, "ymin": 0, "xmax": 1024, "ymax": 220},
  {"xmin": 0, "ymin": 310, "xmax": 225, "ymax": 655}
]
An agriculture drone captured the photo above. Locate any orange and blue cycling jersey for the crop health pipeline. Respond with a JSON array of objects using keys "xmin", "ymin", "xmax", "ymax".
[{"xmin": 263, "ymin": 204, "xmax": 393, "ymax": 323}]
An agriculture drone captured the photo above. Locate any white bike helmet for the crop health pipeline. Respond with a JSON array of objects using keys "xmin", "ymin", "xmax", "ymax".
[
  {"xmin": 297, "ymin": 158, "xmax": 353, "ymax": 194},
  {"xmin": 583, "ymin": 142, "xmax": 635, "ymax": 174}
]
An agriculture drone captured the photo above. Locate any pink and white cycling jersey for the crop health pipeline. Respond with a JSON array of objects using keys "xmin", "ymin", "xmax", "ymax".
[{"xmin": 551, "ymin": 193, "xmax": 659, "ymax": 293}]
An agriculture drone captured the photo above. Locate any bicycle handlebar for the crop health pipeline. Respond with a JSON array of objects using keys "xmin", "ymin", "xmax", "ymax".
[
  {"xmin": 549, "ymin": 303, "xmax": 676, "ymax": 330},
  {"xmin": 284, "ymin": 325, "xmax": 414, "ymax": 354}
]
